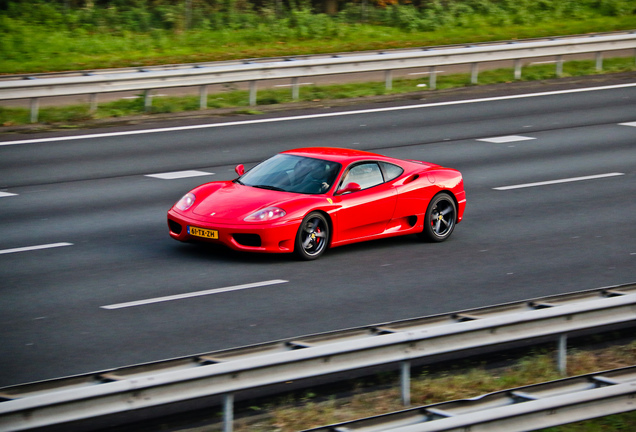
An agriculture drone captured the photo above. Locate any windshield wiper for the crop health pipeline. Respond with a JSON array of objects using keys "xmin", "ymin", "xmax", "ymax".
[{"xmin": 252, "ymin": 184, "xmax": 286, "ymax": 192}]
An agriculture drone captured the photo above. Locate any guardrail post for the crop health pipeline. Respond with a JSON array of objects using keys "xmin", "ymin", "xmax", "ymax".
[
  {"xmin": 556, "ymin": 55, "xmax": 564, "ymax": 77},
  {"xmin": 199, "ymin": 85, "xmax": 208, "ymax": 109},
  {"xmin": 385, "ymin": 70, "xmax": 393, "ymax": 91},
  {"xmin": 89, "ymin": 94, "xmax": 98, "ymax": 114},
  {"xmin": 471, "ymin": 63, "xmax": 479, "ymax": 84},
  {"xmin": 401, "ymin": 360, "xmax": 411, "ymax": 406},
  {"xmin": 429, "ymin": 66, "xmax": 437, "ymax": 90},
  {"xmin": 30, "ymin": 98, "xmax": 39, "ymax": 123},
  {"xmin": 143, "ymin": 90, "xmax": 153, "ymax": 112},
  {"xmin": 292, "ymin": 77, "xmax": 299, "ymax": 101},
  {"xmin": 223, "ymin": 393, "xmax": 234, "ymax": 432},
  {"xmin": 249, "ymin": 81, "xmax": 257, "ymax": 106},
  {"xmin": 595, "ymin": 52, "xmax": 603, "ymax": 71},
  {"xmin": 558, "ymin": 333, "xmax": 568, "ymax": 376},
  {"xmin": 514, "ymin": 59, "xmax": 522, "ymax": 80}
]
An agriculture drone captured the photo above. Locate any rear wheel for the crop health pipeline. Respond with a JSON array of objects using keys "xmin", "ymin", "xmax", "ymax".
[
  {"xmin": 295, "ymin": 212, "xmax": 330, "ymax": 260},
  {"xmin": 418, "ymin": 193, "xmax": 457, "ymax": 242}
]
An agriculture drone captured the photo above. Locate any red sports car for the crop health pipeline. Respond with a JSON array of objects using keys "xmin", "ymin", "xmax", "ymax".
[{"xmin": 168, "ymin": 147, "xmax": 466, "ymax": 260}]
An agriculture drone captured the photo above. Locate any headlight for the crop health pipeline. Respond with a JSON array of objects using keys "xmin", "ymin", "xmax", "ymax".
[
  {"xmin": 244, "ymin": 206, "xmax": 286, "ymax": 222},
  {"xmin": 175, "ymin": 193, "xmax": 195, "ymax": 211}
]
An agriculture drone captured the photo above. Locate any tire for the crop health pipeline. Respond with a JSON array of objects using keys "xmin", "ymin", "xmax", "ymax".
[
  {"xmin": 418, "ymin": 193, "xmax": 457, "ymax": 242},
  {"xmin": 295, "ymin": 212, "xmax": 330, "ymax": 260}
]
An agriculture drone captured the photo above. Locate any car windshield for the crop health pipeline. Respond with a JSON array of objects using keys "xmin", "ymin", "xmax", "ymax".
[{"xmin": 238, "ymin": 154, "xmax": 341, "ymax": 194}]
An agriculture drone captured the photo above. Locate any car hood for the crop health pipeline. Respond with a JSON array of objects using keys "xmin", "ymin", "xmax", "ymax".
[{"xmin": 191, "ymin": 181, "xmax": 297, "ymax": 222}]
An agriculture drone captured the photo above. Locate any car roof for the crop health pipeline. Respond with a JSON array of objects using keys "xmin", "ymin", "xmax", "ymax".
[{"xmin": 282, "ymin": 147, "xmax": 392, "ymax": 164}]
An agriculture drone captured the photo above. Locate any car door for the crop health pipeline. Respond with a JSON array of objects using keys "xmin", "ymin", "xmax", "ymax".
[{"xmin": 332, "ymin": 161, "xmax": 397, "ymax": 242}]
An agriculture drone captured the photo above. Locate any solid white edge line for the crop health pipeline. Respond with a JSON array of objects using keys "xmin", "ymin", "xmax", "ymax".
[
  {"xmin": 0, "ymin": 242, "xmax": 73, "ymax": 255},
  {"xmin": 494, "ymin": 173, "xmax": 625, "ymax": 191},
  {"xmin": 101, "ymin": 279, "xmax": 289, "ymax": 310},
  {"xmin": 1, "ymin": 83, "xmax": 636, "ymax": 146}
]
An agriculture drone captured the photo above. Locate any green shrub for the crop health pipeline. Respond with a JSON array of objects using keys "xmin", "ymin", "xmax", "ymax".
[{"xmin": 0, "ymin": 0, "xmax": 635, "ymax": 74}]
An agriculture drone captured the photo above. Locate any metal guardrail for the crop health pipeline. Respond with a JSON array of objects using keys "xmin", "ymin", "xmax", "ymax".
[
  {"xmin": 0, "ymin": 283, "xmax": 635, "ymax": 432},
  {"xmin": 1, "ymin": 32, "xmax": 635, "ymax": 122},
  {"xmin": 304, "ymin": 366, "xmax": 636, "ymax": 432}
]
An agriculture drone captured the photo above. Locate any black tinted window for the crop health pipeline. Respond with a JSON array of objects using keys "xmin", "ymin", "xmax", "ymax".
[{"xmin": 240, "ymin": 154, "xmax": 341, "ymax": 194}]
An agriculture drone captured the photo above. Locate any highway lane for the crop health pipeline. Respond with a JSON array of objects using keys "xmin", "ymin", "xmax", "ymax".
[
  {"xmin": 0, "ymin": 83, "xmax": 635, "ymax": 387},
  {"xmin": 2, "ymin": 82, "xmax": 636, "ymax": 186}
]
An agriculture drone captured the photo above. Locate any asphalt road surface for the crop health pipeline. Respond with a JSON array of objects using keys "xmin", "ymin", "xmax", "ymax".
[{"xmin": 1, "ymin": 80, "xmax": 635, "ymax": 388}]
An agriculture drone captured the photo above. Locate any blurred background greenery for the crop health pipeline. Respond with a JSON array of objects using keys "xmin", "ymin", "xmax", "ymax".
[{"xmin": 1, "ymin": 0, "xmax": 635, "ymax": 73}]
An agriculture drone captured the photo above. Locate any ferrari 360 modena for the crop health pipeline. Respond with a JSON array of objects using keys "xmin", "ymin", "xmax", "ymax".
[{"xmin": 167, "ymin": 147, "xmax": 466, "ymax": 260}]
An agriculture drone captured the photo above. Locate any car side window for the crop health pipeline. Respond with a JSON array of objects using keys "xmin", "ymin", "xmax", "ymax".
[
  {"xmin": 341, "ymin": 162, "xmax": 384, "ymax": 190},
  {"xmin": 379, "ymin": 162, "xmax": 404, "ymax": 181}
]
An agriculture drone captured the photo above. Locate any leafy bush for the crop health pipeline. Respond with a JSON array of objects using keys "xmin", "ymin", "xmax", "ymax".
[
  {"xmin": 3, "ymin": 0, "xmax": 635, "ymax": 33},
  {"xmin": 0, "ymin": 0, "xmax": 635, "ymax": 74}
]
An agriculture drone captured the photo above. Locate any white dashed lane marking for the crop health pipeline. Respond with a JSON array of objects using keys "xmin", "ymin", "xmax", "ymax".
[
  {"xmin": 494, "ymin": 173, "xmax": 625, "ymax": 191},
  {"xmin": 0, "ymin": 242, "xmax": 73, "ymax": 255},
  {"xmin": 101, "ymin": 279, "xmax": 289, "ymax": 309},
  {"xmin": 477, "ymin": 135, "xmax": 537, "ymax": 143},
  {"xmin": 0, "ymin": 192, "xmax": 17, "ymax": 198},
  {"xmin": 146, "ymin": 170, "xmax": 214, "ymax": 180},
  {"xmin": 619, "ymin": 121, "xmax": 636, "ymax": 127}
]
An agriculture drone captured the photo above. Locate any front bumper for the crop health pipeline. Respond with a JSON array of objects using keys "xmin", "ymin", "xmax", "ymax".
[{"xmin": 167, "ymin": 209, "xmax": 299, "ymax": 253}]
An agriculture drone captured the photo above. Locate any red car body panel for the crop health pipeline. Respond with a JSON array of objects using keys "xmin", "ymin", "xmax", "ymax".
[{"xmin": 167, "ymin": 147, "xmax": 466, "ymax": 254}]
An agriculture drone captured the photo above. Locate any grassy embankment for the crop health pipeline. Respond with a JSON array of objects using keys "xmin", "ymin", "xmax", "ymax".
[{"xmin": 0, "ymin": 0, "xmax": 635, "ymax": 126}]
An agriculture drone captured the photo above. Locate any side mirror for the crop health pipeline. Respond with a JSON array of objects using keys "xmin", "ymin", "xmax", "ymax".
[
  {"xmin": 235, "ymin": 164, "xmax": 245, "ymax": 176},
  {"xmin": 336, "ymin": 182, "xmax": 361, "ymax": 195}
]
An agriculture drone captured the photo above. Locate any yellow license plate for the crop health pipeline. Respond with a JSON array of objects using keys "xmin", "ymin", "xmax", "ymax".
[{"xmin": 188, "ymin": 226, "xmax": 219, "ymax": 239}]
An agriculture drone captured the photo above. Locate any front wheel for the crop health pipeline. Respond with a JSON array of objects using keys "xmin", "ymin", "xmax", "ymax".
[
  {"xmin": 418, "ymin": 193, "xmax": 457, "ymax": 242},
  {"xmin": 295, "ymin": 212, "xmax": 330, "ymax": 260}
]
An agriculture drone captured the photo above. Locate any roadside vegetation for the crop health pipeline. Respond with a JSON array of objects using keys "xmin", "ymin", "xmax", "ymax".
[
  {"xmin": 1, "ymin": 0, "xmax": 636, "ymax": 73},
  {"xmin": 193, "ymin": 341, "xmax": 636, "ymax": 431}
]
